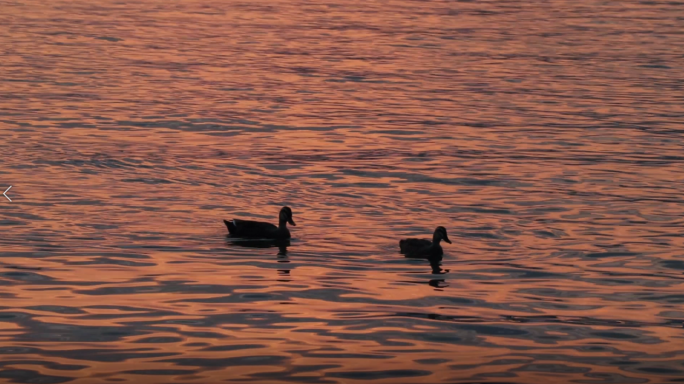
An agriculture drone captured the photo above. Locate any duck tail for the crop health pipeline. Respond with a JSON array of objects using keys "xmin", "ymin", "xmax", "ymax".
[
  {"xmin": 399, "ymin": 239, "xmax": 407, "ymax": 253},
  {"xmin": 223, "ymin": 219, "xmax": 237, "ymax": 234}
]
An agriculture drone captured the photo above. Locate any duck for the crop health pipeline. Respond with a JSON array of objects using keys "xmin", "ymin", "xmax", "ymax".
[
  {"xmin": 224, "ymin": 206, "xmax": 296, "ymax": 240},
  {"xmin": 399, "ymin": 226, "xmax": 451, "ymax": 258}
]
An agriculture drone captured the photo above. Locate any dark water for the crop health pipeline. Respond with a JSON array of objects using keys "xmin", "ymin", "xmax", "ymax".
[{"xmin": 1, "ymin": 0, "xmax": 683, "ymax": 383}]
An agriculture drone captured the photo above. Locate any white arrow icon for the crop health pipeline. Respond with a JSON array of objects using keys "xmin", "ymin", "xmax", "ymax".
[{"xmin": 3, "ymin": 186, "xmax": 11, "ymax": 202}]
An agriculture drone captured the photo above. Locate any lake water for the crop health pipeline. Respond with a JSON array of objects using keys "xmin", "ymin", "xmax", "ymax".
[{"xmin": 1, "ymin": 0, "xmax": 683, "ymax": 383}]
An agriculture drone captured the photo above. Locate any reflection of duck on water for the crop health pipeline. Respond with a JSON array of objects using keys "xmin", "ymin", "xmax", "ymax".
[
  {"xmin": 429, "ymin": 278, "xmax": 448, "ymax": 288},
  {"xmin": 277, "ymin": 245, "xmax": 288, "ymax": 256},
  {"xmin": 429, "ymin": 258, "xmax": 448, "ymax": 274},
  {"xmin": 428, "ymin": 255, "xmax": 449, "ymax": 288},
  {"xmin": 277, "ymin": 247, "xmax": 290, "ymax": 281},
  {"xmin": 227, "ymin": 238, "xmax": 292, "ymax": 280},
  {"xmin": 227, "ymin": 238, "xmax": 290, "ymax": 256}
]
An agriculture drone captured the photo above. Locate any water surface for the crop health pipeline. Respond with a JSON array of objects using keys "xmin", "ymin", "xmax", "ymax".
[{"xmin": 1, "ymin": 0, "xmax": 683, "ymax": 383}]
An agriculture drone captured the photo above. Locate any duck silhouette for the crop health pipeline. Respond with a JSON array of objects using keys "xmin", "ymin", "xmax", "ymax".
[
  {"xmin": 224, "ymin": 206, "xmax": 295, "ymax": 240},
  {"xmin": 399, "ymin": 226, "xmax": 451, "ymax": 258}
]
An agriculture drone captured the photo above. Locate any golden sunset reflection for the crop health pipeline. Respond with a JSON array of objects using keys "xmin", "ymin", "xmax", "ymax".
[{"xmin": 1, "ymin": 0, "xmax": 683, "ymax": 382}]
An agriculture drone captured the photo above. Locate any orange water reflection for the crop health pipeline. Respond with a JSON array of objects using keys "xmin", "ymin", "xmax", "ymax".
[{"xmin": 1, "ymin": 0, "xmax": 683, "ymax": 382}]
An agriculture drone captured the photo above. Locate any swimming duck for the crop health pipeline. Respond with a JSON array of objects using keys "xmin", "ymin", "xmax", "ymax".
[
  {"xmin": 399, "ymin": 226, "xmax": 451, "ymax": 258},
  {"xmin": 224, "ymin": 206, "xmax": 296, "ymax": 240}
]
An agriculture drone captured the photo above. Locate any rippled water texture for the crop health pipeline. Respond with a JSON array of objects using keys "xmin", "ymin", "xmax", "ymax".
[{"xmin": 1, "ymin": 0, "xmax": 683, "ymax": 383}]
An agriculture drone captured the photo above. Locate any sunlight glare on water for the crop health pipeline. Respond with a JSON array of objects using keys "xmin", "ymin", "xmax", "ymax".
[{"xmin": 0, "ymin": 0, "xmax": 683, "ymax": 383}]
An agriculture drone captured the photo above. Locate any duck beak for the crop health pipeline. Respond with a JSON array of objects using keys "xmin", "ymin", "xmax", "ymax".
[
  {"xmin": 288, "ymin": 217, "xmax": 296, "ymax": 226},
  {"xmin": 444, "ymin": 234, "xmax": 452, "ymax": 244}
]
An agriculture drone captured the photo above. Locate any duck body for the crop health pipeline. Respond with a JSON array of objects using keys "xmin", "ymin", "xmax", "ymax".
[
  {"xmin": 399, "ymin": 226, "xmax": 451, "ymax": 259},
  {"xmin": 224, "ymin": 219, "xmax": 289, "ymax": 239},
  {"xmin": 400, "ymin": 238, "xmax": 444, "ymax": 258},
  {"xmin": 224, "ymin": 206, "xmax": 295, "ymax": 240}
]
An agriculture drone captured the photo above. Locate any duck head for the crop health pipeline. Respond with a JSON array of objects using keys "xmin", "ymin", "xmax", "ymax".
[
  {"xmin": 433, "ymin": 226, "xmax": 451, "ymax": 244},
  {"xmin": 279, "ymin": 206, "xmax": 296, "ymax": 226}
]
